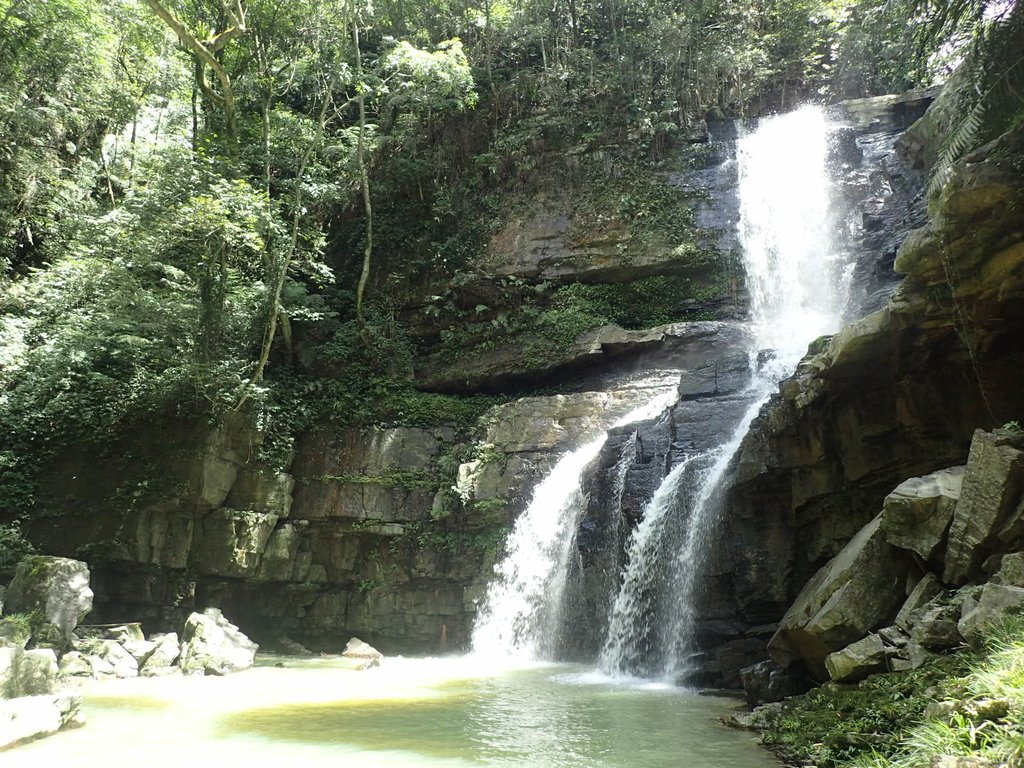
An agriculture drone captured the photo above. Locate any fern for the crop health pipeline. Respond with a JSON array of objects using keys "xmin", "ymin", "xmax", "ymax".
[{"xmin": 927, "ymin": 3, "xmax": 1024, "ymax": 197}]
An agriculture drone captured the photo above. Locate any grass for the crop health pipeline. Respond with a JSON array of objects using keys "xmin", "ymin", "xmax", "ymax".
[{"xmin": 764, "ymin": 615, "xmax": 1024, "ymax": 768}]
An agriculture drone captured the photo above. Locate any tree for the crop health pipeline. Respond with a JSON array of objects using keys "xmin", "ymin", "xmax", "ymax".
[{"xmin": 142, "ymin": 0, "xmax": 248, "ymax": 160}]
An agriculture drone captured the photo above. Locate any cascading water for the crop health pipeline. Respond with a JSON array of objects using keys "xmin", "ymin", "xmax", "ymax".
[
  {"xmin": 599, "ymin": 104, "xmax": 856, "ymax": 680},
  {"xmin": 471, "ymin": 388, "xmax": 678, "ymax": 660}
]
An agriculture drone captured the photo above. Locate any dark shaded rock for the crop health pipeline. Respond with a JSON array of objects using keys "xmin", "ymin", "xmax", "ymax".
[
  {"xmin": 740, "ymin": 660, "xmax": 803, "ymax": 706},
  {"xmin": 895, "ymin": 573, "xmax": 943, "ymax": 630},
  {"xmin": 958, "ymin": 583, "xmax": 1024, "ymax": 644},
  {"xmin": 768, "ymin": 516, "xmax": 912, "ymax": 679},
  {"xmin": 943, "ymin": 430, "xmax": 1024, "ymax": 585},
  {"xmin": 910, "ymin": 605, "xmax": 962, "ymax": 651}
]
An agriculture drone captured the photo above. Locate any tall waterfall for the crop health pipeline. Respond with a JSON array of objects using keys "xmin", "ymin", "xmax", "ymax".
[
  {"xmin": 471, "ymin": 389, "xmax": 677, "ymax": 660},
  {"xmin": 599, "ymin": 105, "xmax": 855, "ymax": 680}
]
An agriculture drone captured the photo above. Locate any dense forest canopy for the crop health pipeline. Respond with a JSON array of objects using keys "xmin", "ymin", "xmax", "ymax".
[{"xmin": 0, "ymin": 0, "xmax": 1021, "ymax": 554}]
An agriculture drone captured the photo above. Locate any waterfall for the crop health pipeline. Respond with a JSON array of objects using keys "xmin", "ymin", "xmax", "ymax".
[
  {"xmin": 471, "ymin": 389, "xmax": 677, "ymax": 660},
  {"xmin": 599, "ymin": 104, "xmax": 855, "ymax": 680}
]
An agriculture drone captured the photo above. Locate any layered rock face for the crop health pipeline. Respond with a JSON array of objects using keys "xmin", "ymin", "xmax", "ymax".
[
  {"xmin": 710, "ymin": 122, "xmax": 1024, "ymax": 683},
  {"xmin": 23, "ymin": 370, "xmax": 684, "ymax": 652},
  {"xmin": 762, "ymin": 428, "xmax": 1024, "ymax": 689}
]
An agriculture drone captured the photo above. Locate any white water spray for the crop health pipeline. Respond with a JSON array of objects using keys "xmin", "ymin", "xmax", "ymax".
[
  {"xmin": 471, "ymin": 388, "xmax": 678, "ymax": 660},
  {"xmin": 600, "ymin": 104, "xmax": 854, "ymax": 680}
]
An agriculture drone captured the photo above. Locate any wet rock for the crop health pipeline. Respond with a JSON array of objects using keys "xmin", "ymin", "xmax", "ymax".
[
  {"xmin": 825, "ymin": 634, "xmax": 887, "ymax": 682},
  {"xmin": 4, "ymin": 557, "xmax": 93, "ymax": 650},
  {"xmin": 721, "ymin": 702, "xmax": 784, "ymax": 731},
  {"xmin": 944, "ymin": 430, "xmax": 1024, "ymax": 585},
  {"xmin": 740, "ymin": 660, "xmax": 803, "ymax": 706},
  {"xmin": 881, "ymin": 466, "xmax": 964, "ymax": 562},
  {"xmin": 179, "ymin": 608, "xmax": 257, "ymax": 676},
  {"xmin": 0, "ymin": 694, "xmax": 82, "ymax": 750},
  {"xmin": 769, "ymin": 515, "xmax": 912, "ymax": 678}
]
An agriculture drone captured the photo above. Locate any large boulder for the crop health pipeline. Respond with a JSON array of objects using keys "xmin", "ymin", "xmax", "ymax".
[
  {"xmin": 0, "ymin": 647, "xmax": 58, "ymax": 698},
  {"xmin": 881, "ymin": 466, "xmax": 964, "ymax": 562},
  {"xmin": 179, "ymin": 608, "xmax": 257, "ymax": 675},
  {"xmin": 4, "ymin": 557, "xmax": 92, "ymax": 649},
  {"xmin": 944, "ymin": 430, "xmax": 1024, "ymax": 585},
  {"xmin": 768, "ymin": 515, "xmax": 913, "ymax": 678},
  {"xmin": 0, "ymin": 694, "xmax": 82, "ymax": 750}
]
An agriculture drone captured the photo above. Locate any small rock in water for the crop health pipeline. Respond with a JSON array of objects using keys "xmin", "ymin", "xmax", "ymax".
[
  {"xmin": 342, "ymin": 637, "xmax": 383, "ymax": 669},
  {"xmin": 179, "ymin": 609, "xmax": 257, "ymax": 676}
]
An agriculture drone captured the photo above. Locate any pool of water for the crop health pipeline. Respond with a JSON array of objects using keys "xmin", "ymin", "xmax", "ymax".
[{"xmin": 6, "ymin": 656, "xmax": 778, "ymax": 768}]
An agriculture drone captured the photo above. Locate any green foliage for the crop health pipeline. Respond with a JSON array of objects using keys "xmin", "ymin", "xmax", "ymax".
[
  {"xmin": 763, "ymin": 655, "xmax": 976, "ymax": 766},
  {"xmin": 0, "ymin": 520, "xmax": 35, "ymax": 579},
  {"xmin": 925, "ymin": 4, "xmax": 1024, "ymax": 196},
  {"xmin": 765, "ymin": 615, "xmax": 1024, "ymax": 768}
]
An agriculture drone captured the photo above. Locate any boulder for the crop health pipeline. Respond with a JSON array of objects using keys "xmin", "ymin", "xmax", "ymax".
[
  {"xmin": 768, "ymin": 515, "xmax": 912, "ymax": 677},
  {"xmin": 15, "ymin": 649, "xmax": 58, "ymax": 696},
  {"xmin": 0, "ymin": 694, "xmax": 82, "ymax": 750},
  {"xmin": 895, "ymin": 573, "xmax": 943, "ymax": 630},
  {"xmin": 139, "ymin": 633, "xmax": 180, "ymax": 676},
  {"xmin": 944, "ymin": 430, "xmax": 1024, "ymax": 585},
  {"xmin": 881, "ymin": 466, "xmax": 964, "ymax": 562},
  {"xmin": 0, "ymin": 647, "xmax": 16, "ymax": 698},
  {"xmin": 73, "ymin": 638, "xmax": 138, "ymax": 678},
  {"xmin": 721, "ymin": 702, "xmax": 783, "ymax": 731},
  {"xmin": 4, "ymin": 557, "xmax": 93, "ymax": 649},
  {"xmin": 991, "ymin": 551, "xmax": 1024, "ymax": 587},
  {"xmin": 179, "ymin": 609, "xmax": 257, "ymax": 675},
  {"xmin": 739, "ymin": 660, "xmax": 803, "ymax": 707},
  {"xmin": 825, "ymin": 634, "xmax": 888, "ymax": 682},
  {"xmin": 910, "ymin": 605, "xmax": 962, "ymax": 651},
  {"xmin": 0, "ymin": 647, "xmax": 58, "ymax": 698},
  {"xmin": 58, "ymin": 651, "xmax": 94, "ymax": 679},
  {"xmin": 958, "ymin": 583, "xmax": 1024, "ymax": 644},
  {"xmin": 342, "ymin": 637, "xmax": 383, "ymax": 670},
  {"xmin": 890, "ymin": 640, "xmax": 933, "ymax": 671}
]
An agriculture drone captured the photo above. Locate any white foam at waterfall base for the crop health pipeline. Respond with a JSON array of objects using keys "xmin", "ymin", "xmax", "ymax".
[
  {"xmin": 599, "ymin": 104, "xmax": 856, "ymax": 681},
  {"xmin": 471, "ymin": 388, "xmax": 678, "ymax": 661}
]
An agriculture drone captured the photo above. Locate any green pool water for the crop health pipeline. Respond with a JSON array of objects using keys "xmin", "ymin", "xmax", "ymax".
[{"xmin": 6, "ymin": 656, "xmax": 778, "ymax": 768}]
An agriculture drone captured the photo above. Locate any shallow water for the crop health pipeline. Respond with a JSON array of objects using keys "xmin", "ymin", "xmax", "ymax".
[{"xmin": 7, "ymin": 656, "xmax": 777, "ymax": 768}]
